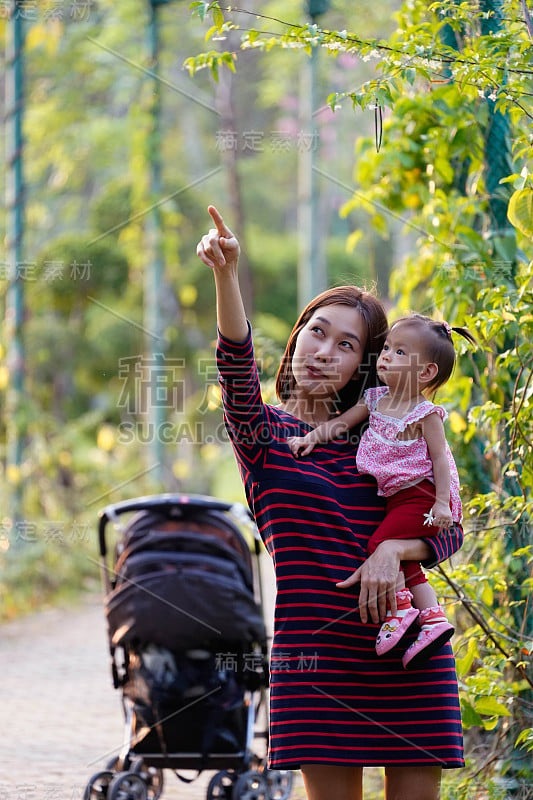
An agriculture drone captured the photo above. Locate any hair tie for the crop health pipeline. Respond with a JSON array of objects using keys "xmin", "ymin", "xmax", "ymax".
[{"xmin": 442, "ymin": 321, "xmax": 453, "ymax": 339}]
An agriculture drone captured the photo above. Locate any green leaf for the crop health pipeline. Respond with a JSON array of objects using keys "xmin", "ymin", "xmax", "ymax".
[
  {"xmin": 461, "ymin": 699, "xmax": 483, "ymax": 728},
  {"xmin": 212, "ymin": 5, "xmax": 224, "ymax": 29},
  {"xmin": 515, "ymin": 728, "xmax": 533, "ymax": 751},
  {"xmin": 246, "ymin": 29, "xmax": 260, "ymax": 45},
  {"xmin": 346, "ymin": 229, "xmax": 363, "ymax": 253},
  {"xmin": 222, "ymin": 52, "xmax": 236, "ymax": 72},
  {"xmin": 189, "ymin": 1, "xmax": 209, "ymax": 21},
  {"xmin": 480, "ymin": 582, "xmax": 494, "ymax": 606},
  {"xmin": 513, "ymin": 546, "xmax": 533, "ymax": 558},
  {"xmin": 456, "ymin": 637, "xmax": 478, "ymax": 676},
  {"xmin": 205, "ymin": 24, "xmax": 219, "ymax": 42},
  {"xmin": 499, "ymin": 173, "xmax": 520, "ymax": 186},
  {"xmin": 474, "ymin": 697, "xmax": 512, "ymax": 718},
  {"xmin": 327, "ymin": 92, "xmax": 340, "ymax": 111},
  {"xmin": 489, "ymin": 234, "xmax": 516, "ymax": 273},
  {"xmin": 434, "ymin": 155, "xmax": 454, "ymax": 183},
  {"xmin": 507, "ymin": 188, "xmax": 533, "ymax": 237}
]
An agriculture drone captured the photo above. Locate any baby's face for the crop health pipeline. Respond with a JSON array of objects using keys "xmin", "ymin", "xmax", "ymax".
[{"xmin": 377, "ymin": 324, "xmax": 431, "ymax": 394}]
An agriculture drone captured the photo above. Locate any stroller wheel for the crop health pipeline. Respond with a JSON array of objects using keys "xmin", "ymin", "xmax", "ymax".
[
  {"xmin": 107, "ymin": 772, "xmax": 148, "ymax": 800},
  {"xmin": 231, "ymin": 770, "xmax": 268, "ymax": 800},
  {"xmin": 265, "ymin": 769, "xmax": 294, "ymax": 800},
  {"xmin": 132, "ymin": 763, "xmax": 164, "ymax": 800},
  {"xmin": 207, "ymin": 770, "xmax": 235, "ymax": 799},
  {"xmin": 83, "ymin": 770, "xmax": 114, "ymax": 800}
]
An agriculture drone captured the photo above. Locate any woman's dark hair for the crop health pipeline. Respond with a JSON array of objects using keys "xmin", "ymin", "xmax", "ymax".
[
  {"xmin": 275, "ymin": 286, "xmax": 388, "ymax": 414},
  {"xmin": 390, "ymin": 314, "xmax": 476, "ymax": 395}
]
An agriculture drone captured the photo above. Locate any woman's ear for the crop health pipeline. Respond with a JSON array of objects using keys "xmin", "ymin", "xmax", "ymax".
[{"xmin": 419, "ymin": 362, "xmax": 438, "ymax": 386}]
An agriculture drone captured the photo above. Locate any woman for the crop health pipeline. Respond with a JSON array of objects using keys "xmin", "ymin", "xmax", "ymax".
[{"xmin": 197, "ymin": 206, "xmax": 464, "ymax": 800}]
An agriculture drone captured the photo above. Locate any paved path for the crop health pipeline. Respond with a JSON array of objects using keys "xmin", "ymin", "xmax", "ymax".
[{"xmin": 0, "ymin": 568, "xmax": 306, "ymax": 799}]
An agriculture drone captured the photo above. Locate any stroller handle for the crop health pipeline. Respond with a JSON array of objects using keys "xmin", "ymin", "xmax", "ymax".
[
  {"xmin": 97, "ymin": 492, "xmax": 268, "ymax": 652},
  {"xmin": 98, "ymin": 492, "xmax": 253, "ymax": 558}
]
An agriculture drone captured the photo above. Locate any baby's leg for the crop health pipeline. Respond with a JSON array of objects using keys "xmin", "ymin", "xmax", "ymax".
[
  {"xmin": 411, "ymin": 580, "xmax": 439, "ymax": 611},
  {"xmin": 403, "ymin": 562, "xmax": 439, "ymax": 611},
  {"xmin": 367, "ymin": 484, "xmax": 456, "ymax": 667}
]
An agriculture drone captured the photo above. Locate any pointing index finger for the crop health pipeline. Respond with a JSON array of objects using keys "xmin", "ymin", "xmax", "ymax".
[{"xmin": 208, "ymin": 205, "xmax": 231, "ymax": 237}]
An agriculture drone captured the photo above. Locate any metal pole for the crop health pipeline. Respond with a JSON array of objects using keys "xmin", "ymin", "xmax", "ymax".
[
  {"xmin": 5, "ymin": 0, "xmax": 26, "ymax": 526},
  {"xmin": 144, "ymin": 0, "xmax": 166, "ymax": 481},
  {"xmin": 479, "ymin": 0, "xmax": 514, "ymax": 246},
  {"xmin": 297, "ymin": 2, "xmax": 328, "ymax": 309}
]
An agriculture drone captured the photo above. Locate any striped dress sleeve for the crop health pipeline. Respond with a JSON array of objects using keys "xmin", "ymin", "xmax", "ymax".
[
  {"xmin": 216, "ymin": 323, "xmax": 271, "ymax": 475},
  {"xmin": 422, "ymin": 522, "xmax": 464, "ymax": 568}
]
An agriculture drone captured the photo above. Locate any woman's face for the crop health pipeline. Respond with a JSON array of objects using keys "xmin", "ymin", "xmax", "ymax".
[{"xmin": 291, "ymin": 304, "xmax": 367, "ymax": 401}]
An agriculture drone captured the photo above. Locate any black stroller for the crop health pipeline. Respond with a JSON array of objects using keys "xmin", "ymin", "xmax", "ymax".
[{"xmin": 83, "ymin": 493, "xmax": 293, "ymax": 800}]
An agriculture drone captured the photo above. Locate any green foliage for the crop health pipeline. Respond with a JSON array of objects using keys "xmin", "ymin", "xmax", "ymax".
[
  {"xmin": 184, "ymin": 48, "xmax": 237, "ymax": 80},
  {"xmin": 507, "ymin": 187, "xmax": 533, "ymax": 238}
]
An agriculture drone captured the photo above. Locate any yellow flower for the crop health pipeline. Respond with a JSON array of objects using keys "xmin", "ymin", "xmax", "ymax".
[
  {"xmin": 0, "ymin": 366, "xmax": 9, "ymax": 390},
  {"xmin": 179, "ymin": 284, "xmax": 198, "ymax": 307},
  {"xmin": 97, "ymin": 424, "xmax": 116, "ymax": 452},
  {"xmin": 6, "ymin": 464, "xmax": 21, "ymax": 485},
  {"xmin": 172, "ymin": 460, "xmax": 190, "ymax": 480},
  {"xmin": 449, "ymin": 411, "xmax": 467, "ymax": 434},
  {"xmin": 206, "ymin": 384, "xmax": 222, "ymax": 411},
  {"xmin": 200, "ymin": 443, "xmax": 219, "ymax": 462}
]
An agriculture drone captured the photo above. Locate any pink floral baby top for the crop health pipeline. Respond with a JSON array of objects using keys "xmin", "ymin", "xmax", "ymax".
[{"xmin": 356, "ymin": 386, "xmax": 462, "ymax": 522}]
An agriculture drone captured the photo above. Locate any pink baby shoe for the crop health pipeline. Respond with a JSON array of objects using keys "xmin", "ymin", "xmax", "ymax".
[
  {"xmin": 402, "ymin": 606, "xmax": 455, "ymax": 669},
  {"xmin": 375, "ymin": 589, "xmax": 419, "ymax": 656}
]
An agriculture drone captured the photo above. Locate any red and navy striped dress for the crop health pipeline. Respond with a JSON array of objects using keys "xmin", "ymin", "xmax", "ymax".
[{"xmin": 217, "ymin": 326, "xmax": 464, "ymax": 770}]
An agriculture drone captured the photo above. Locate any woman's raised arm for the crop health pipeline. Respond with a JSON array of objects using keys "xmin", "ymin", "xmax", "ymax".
[{"xmin": 197, "ymin": 205, "xmax": 247, "ymax": 342}]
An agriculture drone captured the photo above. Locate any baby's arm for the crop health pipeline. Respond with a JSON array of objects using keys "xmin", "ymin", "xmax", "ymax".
[
  {"xmin": 422, "ymin": 412, "xmax": 453, "ymax": 529},
  {"xmin": 288, "ymin": 400, "xmax": 368, "ymax": 456}
]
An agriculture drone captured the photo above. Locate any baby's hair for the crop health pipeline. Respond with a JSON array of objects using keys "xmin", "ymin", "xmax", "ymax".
[{"xmin": 390, "ymin": 313, "xmax": 476, "ymax": 394}]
